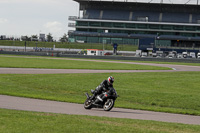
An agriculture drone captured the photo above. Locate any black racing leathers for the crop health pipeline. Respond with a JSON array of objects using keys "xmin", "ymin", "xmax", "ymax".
[
  {"xmin": 91, "ymin": 80, "xmax": 113, "ymax": 102},
  {"xmin": 95, "ymin": 80, "xmax": 113, "ymax": 94}
]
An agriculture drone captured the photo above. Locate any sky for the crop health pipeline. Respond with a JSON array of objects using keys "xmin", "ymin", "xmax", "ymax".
[
  {"xmin": 0, "ymin": 0, "xmax": 198, "ymax": 41},
  {"xmin": 0, "ymin": 0, "xmax": 79, "ymax": 40}
]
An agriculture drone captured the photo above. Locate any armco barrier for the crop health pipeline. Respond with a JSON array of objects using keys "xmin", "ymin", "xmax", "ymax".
[{"xmin": 1, "ymin": 51, "xmax": 200, "ymax": 63}]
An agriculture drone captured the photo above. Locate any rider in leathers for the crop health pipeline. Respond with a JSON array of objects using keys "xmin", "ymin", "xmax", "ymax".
[{"xmin": 90, "ymin": 76, "xmax": 114, "ymax": 104}]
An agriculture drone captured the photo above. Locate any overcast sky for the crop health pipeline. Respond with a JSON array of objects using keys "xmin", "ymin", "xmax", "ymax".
[
  {"xmin": 0, "ymin": 0, "xmax": 197, "ymax": 40},
  {"xmin": 0, "ymin": 0, "xmax": 79, "ymax": 40}
]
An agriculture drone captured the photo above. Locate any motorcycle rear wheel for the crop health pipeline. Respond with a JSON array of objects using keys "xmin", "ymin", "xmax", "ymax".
[
  {"xmin": 84, "ymin": 98, "xmax": 92, "ymax": 109},
  {"xmin": 103, "ymin": 99, "xmax": 114, "ymax": 111}
]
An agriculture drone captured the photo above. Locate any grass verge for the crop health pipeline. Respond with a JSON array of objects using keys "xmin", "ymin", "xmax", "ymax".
[
  {"xmin": 0, "ymin": 56, "xmax": 171, "ymax": 70},
  {"xmin": 1, "ymin": 72, "xmax": 200, "ymax": 115},
  {"xmin": 2, "ymin": 54, "xmax": 200, "ymax": 67},
  {"xmin": 0, "ymin": 108, "xmax": 200, "ymax": 133}
]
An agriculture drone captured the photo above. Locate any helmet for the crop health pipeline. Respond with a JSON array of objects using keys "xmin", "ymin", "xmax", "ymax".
[{"xmin": 108, "ymin": 76, "xmax": 114, "ymax": 85}]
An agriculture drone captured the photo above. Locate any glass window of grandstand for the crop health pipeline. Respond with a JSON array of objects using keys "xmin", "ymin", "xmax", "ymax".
[
  {"xmin": 156, "ymin": 40, "xmax": 171, "ymax": 47},
  {"xmin": 180, "ymin": 33, "xmax": 194, "ymax": 37},
  {"xmin": 137, "ymin": 24, "xmax": 147, "ymax": 29},
  {"xmin": 101, "ymin": 22, "xmax": 112, "ymax": 27},
  {"xmin": 161, "ymin": 32, "xmax": 174, "ymax": 35},
  {"xmin": 77, "ymin": 28, "xmax": 88, "ymax": 32},
  {"xmin": 87, "ymin": 37, "xmax": 99, "ymax": 43},
  {"xmin": 173, "ymin": 26, "xmax": 184, "ymax": 30},
  {"xmin": 149, "ymin": 24, "xmax": 160, "ymax": 29},
  {"xmin": 89, "ymin": 29, "xmax": 98, "ymax": 32},
  {"xmin": 77, "ymin": 21, "xmax": 88, "ymax": 26},
  {"xmin": 113, "ymin": 23, "xmax": 124, "ymax": 28},
  {"xmin": 75, "ymin": 36, "xmax": 87, "ymax": 43},
  {"xmin": 126, "ymin": 23, "xmax": 136, "ymax": 28},
  {"xmin": 89, "ymin": 22, "xmax": 101, "ymax": 27},
  {"xmin": 161, "ymin": 25, "xmax": 172, "ymax": 30},
  {"xmin": 185, "ymin": 26, "xmax": 196, "ymax": 31},
  {"xmin": 97, "ymin": 29, "xmax": 104, "ymax": 33},
  {"xmin": 136, "ymin": 31, "xmax": 146, "ymax": 34},
  {"xmin": 100, "ymin": 37, "xmax": 138, "ymax": 45},
  {"xmin": 100, "ymin": 37, "xmax": 111, "ymax": 44},
  {"xmin": 123, "ymin": 38, "xmax": 138, "ymax": 45},
  {"xmin": 111, "ymin": 38, "xmax": 123, "ymax": 44},
  {"xmin": 197, "ymin": 27, "xmax": 200, "ymax": 31}
]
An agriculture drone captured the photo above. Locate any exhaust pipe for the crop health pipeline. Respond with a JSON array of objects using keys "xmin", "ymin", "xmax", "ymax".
[{"xmin": 85, "ymin": 93, "xmax": 90, "ymax": 99}]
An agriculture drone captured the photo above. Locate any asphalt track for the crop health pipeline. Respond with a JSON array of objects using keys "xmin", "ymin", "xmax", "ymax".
[{"xmin": 1, "ymin": 57, "xmax": 200, "ymax": 125}]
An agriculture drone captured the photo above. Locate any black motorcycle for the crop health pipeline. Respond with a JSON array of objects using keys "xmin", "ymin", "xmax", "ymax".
[{"xmin": 84, "ymin": 88, "xmax": 118, "ymax": 111}]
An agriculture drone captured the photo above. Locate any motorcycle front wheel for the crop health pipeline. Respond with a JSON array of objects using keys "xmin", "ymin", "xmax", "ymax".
[
  {"xmin": 84, "ymin": 98, "xmax": 92, "ymax": 109},
  {"xmin": 103, "ymin": 99, "xmax": 115, "ymax": 111}
]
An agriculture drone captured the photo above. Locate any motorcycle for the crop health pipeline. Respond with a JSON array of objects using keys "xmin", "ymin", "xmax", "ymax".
[{"xmin": 84, "ymin": 88, "xmax": 118, "ymax": 111}]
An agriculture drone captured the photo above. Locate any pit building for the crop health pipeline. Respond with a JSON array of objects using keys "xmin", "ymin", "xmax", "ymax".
[{"xmin": 68, "ymin": 0, "xmax": 200, "ymax": 54}]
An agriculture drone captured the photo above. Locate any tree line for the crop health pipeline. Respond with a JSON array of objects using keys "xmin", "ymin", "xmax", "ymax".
[{"xmin": 0, "ymin": 33, "xmax": 68, "ymax": 43}]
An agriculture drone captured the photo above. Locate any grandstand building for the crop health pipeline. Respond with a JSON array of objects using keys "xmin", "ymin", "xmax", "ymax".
[{"xmin": 68, "ymin": 0, "xmax": 200, "ymax": 54}]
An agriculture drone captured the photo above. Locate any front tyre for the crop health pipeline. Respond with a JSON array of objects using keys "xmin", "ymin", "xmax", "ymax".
[
  {"xmin": 84, "ymin": 98, "xmax": 92, "ymax": 109},
  {"xmin": 103, "ymin": 99, "xmax": 115, "ymax": 111}
]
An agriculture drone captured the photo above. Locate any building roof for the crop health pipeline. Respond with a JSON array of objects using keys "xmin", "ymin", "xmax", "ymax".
[
  {"xmin": 87, "ymin": 49, "xmax": 104, "ymax": 51},
  {"xmin": 73, "ymin": 0, "xmax": 200, "ymax": 6},
  {"xmin": 73, "ymin": 0, "xmax": 200, "ymax": 13}
]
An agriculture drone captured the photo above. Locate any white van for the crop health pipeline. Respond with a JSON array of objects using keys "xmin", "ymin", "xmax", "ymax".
[
  {"xmin": 141, "ymin": 52, "xmax": 148, "ymax": 57},
  {"xmin": 182, "ymin": 52, "xmax": 188, "ymax": 58},
  {"xmin": 190, "ymin": 52, "xmax": 196, "ymax": 58},
  {"xmin": 197, "ymin": 53, "xmax": 200, "ymax": 59}
]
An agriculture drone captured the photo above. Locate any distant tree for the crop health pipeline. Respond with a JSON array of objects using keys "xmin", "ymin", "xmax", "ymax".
[
  {"xmin": 21, "ymin": 36, "xmax": 31, "ymax": 41},
  {"xmin": 31, "ymin": 35, "xmax": 38, "ymax": 41},
  {"xmin": 47, "ymin": 33, "xmax": 53, "ymax": 42},
  {"xmin": 59, "ymin": 33, "xmax": 68, "ymax": 43}
]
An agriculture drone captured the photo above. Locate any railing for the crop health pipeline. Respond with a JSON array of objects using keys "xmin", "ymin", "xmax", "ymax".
[
  {"xmin": 73, "ymin": 0, "xmax": 199, "ymax": 5},
  {"xmin": 68, "ymin": 16, "xmax": 78, "ymax": 21},
  {"xmin": 68, "ymin": 30, "xmax": 75, "ymax": 33},
  {"xmin": 68, "ymin": 23, "xmax": 76, "ymax": 28}
]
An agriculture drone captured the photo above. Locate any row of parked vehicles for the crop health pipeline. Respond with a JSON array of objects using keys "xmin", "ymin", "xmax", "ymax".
[
  {"xmin": 163, "ymin": 51, "xmax": 199, "ymax": 59},
  {"xmin": 136, "ymin": 50, "xmax": 200, "ymax": 59}
]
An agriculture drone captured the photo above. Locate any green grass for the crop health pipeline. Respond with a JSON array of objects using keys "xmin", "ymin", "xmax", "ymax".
[
  {"xmin": 127, "ymin": 60, "xmax": 200, "ymax": 66},
  {"xmin": 0, "ymin": 108, "xmax": 200, "ymax": 133},
  {"xmin": 0, "ymin": 40, "xmax": 138, "ymax": 51},
  {"xmin": 1, "ymin": 72, "xmax": 200, "ymax": 115},
  {"xmin": 0, "ymin": 56, "xmax": 171, "ymax": 70},
  {"xmin": 2, "ymin": 54, "xmax": 200, "ymax": 68}
]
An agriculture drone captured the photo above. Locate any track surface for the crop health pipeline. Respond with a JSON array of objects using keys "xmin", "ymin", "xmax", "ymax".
[
  {"xmin": 1, "ymin": 57, "xmax": 200, "ymax": 125},
  {"xmin": 1, "ymin": 95, "xmax": 200, "ymax": 125}
]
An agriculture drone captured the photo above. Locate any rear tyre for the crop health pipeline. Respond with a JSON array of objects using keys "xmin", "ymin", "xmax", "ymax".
[
  {"xmin": 84, "ymin": 98, "xmax": 92, "ymax": 109},
  {"xmin": 103, "ymin": 99, "xmax": 114, "ymax": 111}
]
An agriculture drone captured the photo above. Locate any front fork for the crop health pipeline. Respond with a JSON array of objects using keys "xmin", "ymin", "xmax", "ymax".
[{"xmin": 85, "ymin": 93, "xmax": 90, "ymax": 99}]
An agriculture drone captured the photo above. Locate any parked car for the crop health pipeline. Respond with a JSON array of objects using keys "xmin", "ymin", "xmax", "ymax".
[
  {"xmin": 190, "ymin": 52, "xmax": 196, "ymax": 58},
  {"xmin": 141, "ymin": 52, "xmax": 147, "ymax": 57},
  {"xmin": 177, "ymin": 53, "xmax": 183, "ymax": 58},
  {"xmin": 197, "ymin": 53, "xmax": 200, "ymax": 59},
  {"xmin": 104, "ymin": 52, "xmax": 112, "ymax": 55},
  {"xmin": 182, "ymin": 52, "xmax": 188, "ymax": 58}
]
